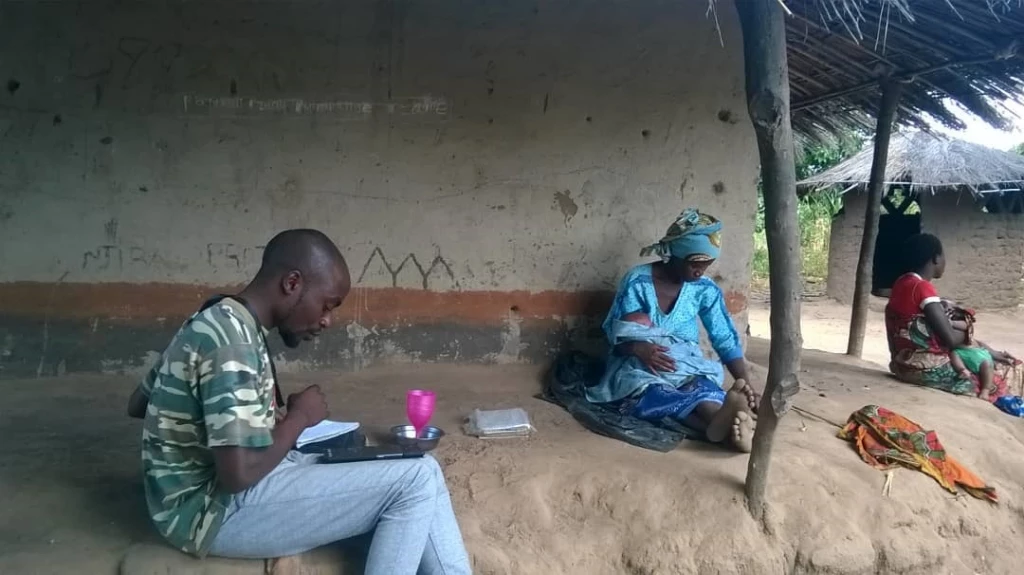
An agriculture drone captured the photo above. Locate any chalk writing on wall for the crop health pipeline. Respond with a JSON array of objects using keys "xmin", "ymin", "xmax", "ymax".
[
  {"xmin": 81, "ymin": 245, "xmax": 159, "ymax": 271},
  {"xmin": 78, "ymin": 244, "xmax": 264, "ymax": 274},
  {"xmin": 206, "ymin": 243, "xmax": 266, "ymax": 271},
  {"xmin": 357, "ymin": 247, "xmax": 455, "ymax": 290},
  {"xmin": 181, "ymin": 95, "xmax": 450, "ymax": 118}
]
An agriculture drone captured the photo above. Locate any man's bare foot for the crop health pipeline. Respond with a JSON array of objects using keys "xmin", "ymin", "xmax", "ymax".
[
  {"xmin": 706, "ymin": 390, "xmax": 749, "ymax": 444},
  {"xmin": 730, "ymin": 411, "xmax": 755, "ymax": 453},
  {"xmin": 733, "ymin": 379, "xmax": 760, "ymax": 413}
]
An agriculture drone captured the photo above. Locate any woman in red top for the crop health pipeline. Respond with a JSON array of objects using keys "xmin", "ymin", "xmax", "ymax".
[{"xmin": 885, "ymin": 233, "xmax": 1021, "ymax": 399}]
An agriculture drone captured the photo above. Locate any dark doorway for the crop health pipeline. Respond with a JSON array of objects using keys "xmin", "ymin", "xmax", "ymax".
[
  {"xmin": 872, "ymin": 190, "xmax": 921, "ymax": 296},
  {"xmin": 984, "ymin": 190, "xmax": 1024, "ymax": 214}
]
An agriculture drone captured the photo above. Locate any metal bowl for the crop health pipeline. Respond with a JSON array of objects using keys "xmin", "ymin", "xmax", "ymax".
[{"xmin": 390, "ymin": 425, "xmax": 445, "ymax": 451}]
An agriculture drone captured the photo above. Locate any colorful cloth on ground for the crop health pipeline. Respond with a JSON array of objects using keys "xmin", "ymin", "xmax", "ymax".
[
  {"xmin": 140, "ymin": 297, "xmax": 277, "ymax": 556},
  {"xmin": 640, "ymin": 208, "xmax": 723, "ymax": 262},
  {"xmin": 885, "ymin": 272, "xmax": 1024, "ymax": 400},
  {"xmin": 838, "ymin": 405, "xmax": 997, "ymax": 502},
  {"xmin": 587, "ymin": 264, "xmax": 741, "ymax": 407}
]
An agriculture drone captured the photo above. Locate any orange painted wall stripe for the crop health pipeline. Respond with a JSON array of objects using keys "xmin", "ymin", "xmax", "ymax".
[{"xmin": 0, "ymin": 282, "xmax": 748, "ymax": 324}]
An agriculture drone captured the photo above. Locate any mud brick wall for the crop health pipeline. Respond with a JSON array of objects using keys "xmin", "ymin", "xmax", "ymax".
[
  {"xmin": 0, "ymin": 0, "xmax": 758, "ymax": 379},
  {"xmin": 827, "ymin": 191, "xmax": 1024, "ymax": 309}
]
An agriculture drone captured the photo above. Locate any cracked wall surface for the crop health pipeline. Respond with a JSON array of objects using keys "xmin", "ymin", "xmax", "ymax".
[{"xmin": 0, "ymin": 0, "xmax": 758, "ymax": 378}]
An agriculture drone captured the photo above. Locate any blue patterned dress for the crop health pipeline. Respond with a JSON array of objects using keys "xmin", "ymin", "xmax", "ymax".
[{"xmin": 586, "ymin": 264, "xmax": 743, "ymax": 422}]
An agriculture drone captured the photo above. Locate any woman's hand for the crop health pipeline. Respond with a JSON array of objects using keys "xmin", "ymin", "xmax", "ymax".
[
  {"xmin": 949, "ymin": 320, "xmax": 969, "ymax": 332},
  {"xmin": 922, "ymin": 302, "xmax": 964, "ymax": 350},
  {"xmin": 630, "ymin": 342, "xmax": 676, "ymax": 374},
  {"xmin": 991, "ymin": 349, "xmax": 1019, "ymax": 365}
]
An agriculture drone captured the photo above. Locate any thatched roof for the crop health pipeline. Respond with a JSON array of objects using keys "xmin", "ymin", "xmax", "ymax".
[
  {"xmin": 773, "ymin": 0, "xmax": 1024, "ymax": 140},
  {"xmin": 797, "ymin": 131, "xmax": 1024, "ymax": 193}
]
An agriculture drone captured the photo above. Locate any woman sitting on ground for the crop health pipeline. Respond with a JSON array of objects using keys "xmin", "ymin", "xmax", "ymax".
[
  {"xmin": 585, "ymin": 208, "xmax": 760, "ymax": 452},
  {"xmin": 885, "ymin": 233, "xmax": 1022, "ymax": 402}
]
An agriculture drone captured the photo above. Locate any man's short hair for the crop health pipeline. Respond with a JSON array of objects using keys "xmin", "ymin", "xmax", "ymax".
[{"xmin": 257, "ymin": 229, "xmax": 345, "ymax": 280}]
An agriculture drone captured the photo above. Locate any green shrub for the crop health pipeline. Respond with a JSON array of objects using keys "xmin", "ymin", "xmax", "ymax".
[{"xmin": 752, "ymin": 135, "xmax": 863, "ymax": 285}]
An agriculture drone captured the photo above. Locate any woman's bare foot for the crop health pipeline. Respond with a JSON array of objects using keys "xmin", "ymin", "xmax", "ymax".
[
  {"xmin": 732, "ymin": 379, "xmax": 760, "ymax": 413},
  {"xmin": 706, "ymin": 390, "xmax": 750, "ymax": 444},
  {"xmin": 730, "ymin": 411, "xmax": 755, "ymax": 453}
]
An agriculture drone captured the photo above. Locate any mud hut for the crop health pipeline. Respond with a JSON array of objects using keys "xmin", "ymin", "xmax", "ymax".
[{"xmin": 801, "ymin": 131, "xmax": 1024, "ymax": 308}]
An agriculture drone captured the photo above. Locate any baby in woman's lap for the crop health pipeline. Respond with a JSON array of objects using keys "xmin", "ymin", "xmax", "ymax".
[{"xmin": 615, "ymin": 311, "xmax": 725, "ymax": 387}]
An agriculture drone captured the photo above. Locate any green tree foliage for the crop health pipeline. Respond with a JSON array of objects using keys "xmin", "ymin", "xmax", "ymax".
[{"xmin": 752, "ymin": 134, "xmax": 864, "ymax": 283}]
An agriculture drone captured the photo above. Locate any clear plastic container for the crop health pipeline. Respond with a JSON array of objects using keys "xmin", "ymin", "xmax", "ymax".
[{"xmin": 464, "ymin": 408, "xmax": 534, "ymax": 438}]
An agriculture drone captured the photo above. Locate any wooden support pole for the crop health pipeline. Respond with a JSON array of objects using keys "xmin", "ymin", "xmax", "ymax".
[
  {"xmin": 846, "ymin": 81, "xmax": 904, "ymax": 357},
  {"xmin": 735, "ymin": 0, "xmax": 803, "ymax": 522}
]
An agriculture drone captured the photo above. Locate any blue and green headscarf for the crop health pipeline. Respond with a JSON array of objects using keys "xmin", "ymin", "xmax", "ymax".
[{"xmin": 640, "ymin": 208, "xmax": 722, "ymax": 262}]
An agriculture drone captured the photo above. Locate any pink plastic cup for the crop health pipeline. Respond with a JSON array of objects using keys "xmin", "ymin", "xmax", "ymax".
[{"xmin": 406, "ymin": 389, "xmax": 436, "ymax": 439}]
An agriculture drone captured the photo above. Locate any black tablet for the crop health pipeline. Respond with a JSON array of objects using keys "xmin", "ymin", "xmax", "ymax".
[{"xmin": 320, "ymin": 446, "xmax": 425, "ymax": 464}]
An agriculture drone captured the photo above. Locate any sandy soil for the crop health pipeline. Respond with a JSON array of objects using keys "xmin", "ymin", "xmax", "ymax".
[
  {"xmin": 2, "ymin": 304, "xmax": 1024, "ymax": 574},
  {"xmin": 748, "ymin": 297, "xmax": 1024, "ymax": 369}
]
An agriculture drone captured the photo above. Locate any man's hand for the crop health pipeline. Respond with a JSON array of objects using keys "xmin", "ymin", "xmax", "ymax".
[
  {"xmin": 631, "ymin": 342, "xmax": 676, "ymax": 374},
  {"xmin": 212, "ymin": 388, "xmax": 327, "ymax": 494},
  {"xmin": 286, "ymin": 385, "xmax": 328, "ymax": 428}
]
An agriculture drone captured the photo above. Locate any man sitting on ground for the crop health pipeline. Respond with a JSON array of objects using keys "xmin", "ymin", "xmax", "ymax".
[{"xmin": 126, "ymin": 229, "xmax": 470, "ymax": 574}]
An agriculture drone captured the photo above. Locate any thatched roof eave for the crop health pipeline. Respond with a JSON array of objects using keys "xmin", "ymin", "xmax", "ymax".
[
  {"xmin": 802, "ymin": 181, "xmax": 1024, "ymax": 195},
  {"xmin": 797, "ymin": 131, "xmax": 1024, "ymax": 195},
  {"xmin": 768, "ymin": 0, "xmax": 1024, "ymax": 141}
]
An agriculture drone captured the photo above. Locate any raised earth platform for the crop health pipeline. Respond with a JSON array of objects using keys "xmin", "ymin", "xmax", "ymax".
[{"xmin": 2, "ymin": 338, "xmax": 1024, "ymax": 575}]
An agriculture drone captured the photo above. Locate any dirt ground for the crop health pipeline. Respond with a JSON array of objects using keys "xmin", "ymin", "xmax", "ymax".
[
  {"xmin": 2, "ymin": 302, "xmax": 1024, "ymax": 575},
  {"xmin": 747, "ymin": 298, "xmax": 1024, "ymax": 369}
]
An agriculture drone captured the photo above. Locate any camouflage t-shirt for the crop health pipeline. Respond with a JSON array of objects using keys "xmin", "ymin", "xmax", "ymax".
[{"xmin": 140, "ymin": 297, "xmax": 276, "ymax": 556}]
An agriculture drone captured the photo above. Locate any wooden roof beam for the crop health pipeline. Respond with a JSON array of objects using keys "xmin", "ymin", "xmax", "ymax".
[
  {"xmin": 792, "ymin": 51, "xmax": 1018, "ymax": 111},
  {"xmin": 787, "ymin": 11, "xmax": 903, "ymax": 72}
]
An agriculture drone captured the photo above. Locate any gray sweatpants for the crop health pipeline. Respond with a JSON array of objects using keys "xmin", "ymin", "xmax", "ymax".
[{"xmin": 208, "ymin": 451, "xmax": 471, "ymax": 575}]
